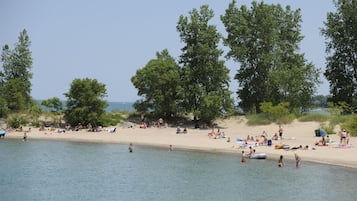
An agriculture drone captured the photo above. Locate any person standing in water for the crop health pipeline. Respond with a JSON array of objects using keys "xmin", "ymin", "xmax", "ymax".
[
  {"xmin": 278, "ymin": 155, "xmax": 284, "ymax": 167},
  {"xmin": 128, "ymin": 143, "xmax": 134, "ymax": 153},
  {"xmin": 23, "ymin": 132, "xmax": 27, "ymax": 141},
  {"xmin": 241, "ymin": 151, "xmax": 246, "ymax": 163},
  {"xmin": 295, "ymin": 153, "xmax": 301, "ymax": 167}
]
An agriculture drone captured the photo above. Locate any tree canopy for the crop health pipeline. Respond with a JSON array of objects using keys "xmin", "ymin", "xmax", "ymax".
[
  {"xmin": 177, "ymin": 5, "xmax": 234, "ymax": 124},
  {"xmin": 0, "ymin": 29, "xmax": 33, "ymax": 113},
  {"xmin": 131, "ymin": 49, "xmax": 181, "ymax": 117},
  {"xmin": 221, "ymin": 0, "xmax": 320, "ymax": 113},
  {"xmin": 321, "ymin": 0, "xmax": 357, "ymax": 113},
  {"xmin": 64, "ymin": 78, "xmax": 108, "ymax": 127}
]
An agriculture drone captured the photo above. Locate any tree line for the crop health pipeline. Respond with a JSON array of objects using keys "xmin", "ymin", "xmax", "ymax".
[{"xmin": 1, "ymin": 0, "xmax": 357, "ymax": 128}]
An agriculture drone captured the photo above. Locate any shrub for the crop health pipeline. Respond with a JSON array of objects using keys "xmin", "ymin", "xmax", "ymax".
[{"xmin": 7, "ymin": 114, "xmax": 28, "ymax": 128}]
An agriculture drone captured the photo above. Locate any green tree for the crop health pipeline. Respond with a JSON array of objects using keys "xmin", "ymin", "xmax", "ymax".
[
  {"xmin": 42, "ymin": 97, "xmax": 63, "ymax": 113},
  {"xmin": 42, "ymin": 97, "xmax": 64, "ymax": 126},
  {"xmin": 177, "ymin": 5, "xmax": 233, "ymax": 125},
  {"xmin": 0, "ymin": 29, "xmax": 33, "ymax": 112},
  {"xmin": 221, "ymin": 0, "xmax": 320, "ymax": 113},
  {"xmin": 321, "ymin": 0, "xmax": 357, "ymax": 113},
  {"xmin": 64, "ymin": 78, "xmax": 108, "ymax": 128},
  {"xmin": 131, "ymin": 49, "xmax": 181, "ymax": 117}
]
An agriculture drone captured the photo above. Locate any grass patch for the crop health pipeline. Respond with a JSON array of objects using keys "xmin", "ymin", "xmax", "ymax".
[{"xmin": 298, "ymin": 113, "xmax": 330, "ymax": 122}]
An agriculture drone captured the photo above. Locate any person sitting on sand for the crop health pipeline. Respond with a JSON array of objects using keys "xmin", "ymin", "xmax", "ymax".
[
  {"xmin": 315, "ymin": 136, "xmax": 327, "ymax": 146},
  {"xmin": 183, "ymin": 128, "xmax": 187, "ymax": 134},
  {"xmin": 209, "ymin": 129, "xmax": 215, "ymax": 138},
  {"xmin": 158, "ymin": 118, "xmax": 164, "ymax": 128},
  {"xmin": 140, "ymin": 122, "xmax": 147, "ymax": 129},
  {"xmin": 176, "ymin": 127, "xmax": 181, "ymax": 134},
  {"xmin": 272, "ymin": 133, "xmax": 279, "ymax": 140},
  {"xmin": 227, "ymin": 137, "xmax": 231, "ymax": 143},
  {"xmin": 74, "ymin": 123, "xmax": 82, "ymax": 131},
  {"xmin": 220, "ymin": 132, "xmax": 226, "ymax": 139},
  {"xmin": 215, "ymin": 129, "xmax": 221, "ymax": 139}
]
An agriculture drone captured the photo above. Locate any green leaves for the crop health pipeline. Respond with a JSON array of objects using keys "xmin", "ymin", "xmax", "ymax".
[
  {"xmin": 131, "ymin": 49, "xmax": 181, "ymax": 117},
  {"xmin": 0, "ymin": 29, "xmax": 33, "ymax": 113},
  {"xmin": 222, "ymin": 1, "xmax": 319, "ymax": 113},
  {"xmin": 64, "ymin": 78, "xmax": 108, "ymax": 127},
  {"xmin": 177, "ymin": 5, "xmax": 233, "ymax": 123},
  {"xmin": 322, "ymin": 0, "xmax": 357, "ymax": 111}
]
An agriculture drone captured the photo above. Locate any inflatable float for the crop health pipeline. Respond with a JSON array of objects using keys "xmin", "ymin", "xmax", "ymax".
[
  {"xmin": 249, "ymin": 153, "xmax": 267, "ymax": 159},
  {"xmin": 0, "ymin": 130, "xmax": 6, "ymax": 138}
]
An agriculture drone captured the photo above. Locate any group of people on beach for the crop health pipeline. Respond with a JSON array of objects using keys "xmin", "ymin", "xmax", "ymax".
[{"xmin": 208, "ymin": 128, "xmax": 227, "ymax": 139}]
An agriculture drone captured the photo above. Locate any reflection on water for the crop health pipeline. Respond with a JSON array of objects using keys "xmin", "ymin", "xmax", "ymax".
[{"xmin": 0, "ymin": 139, "xmax": 356, "ymax": 201}]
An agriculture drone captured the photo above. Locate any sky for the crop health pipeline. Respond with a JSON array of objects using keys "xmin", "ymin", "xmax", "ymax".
[{"xmin": 0, "ymin": 0, "xmax": 336, "ymax": 102}]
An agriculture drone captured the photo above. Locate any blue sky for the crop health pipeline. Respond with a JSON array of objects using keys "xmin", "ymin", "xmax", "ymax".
[{"xmin": 0, "ymin": 0, "xmax": 335, "ymax": 102}]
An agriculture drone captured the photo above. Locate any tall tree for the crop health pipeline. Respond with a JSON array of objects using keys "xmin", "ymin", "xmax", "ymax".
[
  {"xmin": 177, "ymin": 5, "xmax": 233, "ymax": 124},
  {"xmin": 321, "ymin": 0, "xmax": 357, "ymax": 112},
  {"xmin": 131, "ymin": 49, "xmax": 181, "ymax": 117},
  {"xmin": 64, "ymin": 78, "xmax": 108, "ymax": 127},
  {"xmin": 0, "ymin": 29, "xmax": 33, "ymax": 112},
  {"xmin": 1, "ymin": 29, "xmax": 32, "ymax": 111},
  {"xmin": 221, "ymin": 0, "xmax": 320, "ymax": 113}
]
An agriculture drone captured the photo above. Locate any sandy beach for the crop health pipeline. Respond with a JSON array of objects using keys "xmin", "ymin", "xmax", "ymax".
[{"xmin": 4, "ymin": 117, "xmax": 357, "ymax": 169}]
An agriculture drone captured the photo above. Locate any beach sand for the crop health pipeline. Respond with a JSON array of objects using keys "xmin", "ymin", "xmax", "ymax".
[{"xmin": 5, "ymin": 117, "xmax": 357, "ymax": 169}]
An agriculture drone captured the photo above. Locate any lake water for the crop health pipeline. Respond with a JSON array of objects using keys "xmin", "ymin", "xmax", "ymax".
[{"xmin": 0, "ymin": 139, "xmax": 356, "ymax": 201}]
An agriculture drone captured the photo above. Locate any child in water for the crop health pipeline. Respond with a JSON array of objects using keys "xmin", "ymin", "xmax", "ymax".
[{"xmin": 241, "ymin": 151, "xmax": 246, "ymax": 163}]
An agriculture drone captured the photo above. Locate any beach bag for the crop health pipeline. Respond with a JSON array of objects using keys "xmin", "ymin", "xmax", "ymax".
[{"xmin": 267, "ymin": 140, "xmax": 272, "ymax": 146}]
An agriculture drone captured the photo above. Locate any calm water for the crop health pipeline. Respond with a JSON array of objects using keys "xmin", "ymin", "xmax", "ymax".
[{"xmin": 0, "ymin": 139, "xmax": 356, "ymax": 201}]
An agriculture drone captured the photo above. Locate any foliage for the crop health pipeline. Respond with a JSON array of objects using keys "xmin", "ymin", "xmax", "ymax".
[
  {"xmin": 246, "ymin": 114, "xmax": 273, "ymax": 126},
  {"xmin": 177, "ymin": 5, "xmax": 234, "ymax": 124},
  {"xmin": 6, "ymin": 114, "xmax": 28, "ymax": 129},
  {"xmin": 0, "ymin": 96, "xmax": 9, "ymax": 117},
  {"xmin": 27, "ymin": 100, "xmax": 42, "ymax": 126},
  {"xmin": 260, "ymin": 102, "xmax": 290, "ymax": 120},
  {"xmin": 221, "ymin": 0, "xmax": 320, "ymax": 113},
  {"xmin": 321, "ymin": 0, "xmax": 357, "ymax": 112},
  {"xmin": 259, "ymin": 102, "xmax": 295, "ymax": 124},
  {"xmin": 42, "ymin": 97, "xmax": 63, "ymax": 114},
  {"xmin": 326, "ymin": 101, "xmax": 353, "ymax": 115},
  {"xmin": 298, "ymin": 113, "xmax": 330, "ymax": 123},
  {"xmin": 0, "ymin": 29, "xmax": 33, "ymax": 112},
  {"xmin": 131, "ymin": 49, "xmax": 181, "ymax": 117},
  {"xmin": 64, "ymin": 78, "xmax": 108, "ymax": 128},
  {"xmin": 311, "ymin": 95, "xmax": 329, "ymax": 108},
  {"xmin": 342, "ymin": 115, "xmax": 357, "ymax": 136},
  {"xmin": 101, "ymin": 112, "xmax": 123, "ymax": 127}
]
